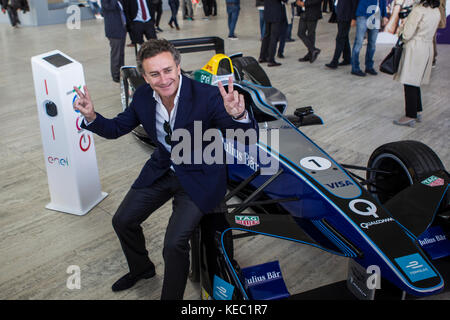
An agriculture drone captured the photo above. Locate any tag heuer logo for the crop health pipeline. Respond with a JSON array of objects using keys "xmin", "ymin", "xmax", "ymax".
[
  {"xmin": 235, "ymin": 215, "xmax": 260, "ymax": 227},
  {"xmin": 421, "ymin": 176, "xmax": 445, "ymax": 187}
]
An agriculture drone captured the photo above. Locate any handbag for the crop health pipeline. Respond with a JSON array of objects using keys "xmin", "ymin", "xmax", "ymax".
[{"xmin": 379, "ymin": 39, "xmax": 403, "ymax": 75}]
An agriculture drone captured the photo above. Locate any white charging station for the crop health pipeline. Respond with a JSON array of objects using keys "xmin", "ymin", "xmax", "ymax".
[{"xmin": 31, "ymin": 50, "xmax": 107, "ymax": 216}]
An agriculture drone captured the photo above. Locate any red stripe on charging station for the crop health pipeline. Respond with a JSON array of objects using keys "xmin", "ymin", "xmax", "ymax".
[{"xmin": 44, "ymin": 79, "xmax": 48, "ymax": 95}]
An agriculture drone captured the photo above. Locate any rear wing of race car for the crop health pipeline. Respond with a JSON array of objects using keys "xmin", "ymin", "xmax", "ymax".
[
  {"xmin": 169, "ymin": 37, "xmax": 225, "ymax": 55},
  {"xmin": 131, "ymin": 36, "xmax": 225, "ymax": 57}
]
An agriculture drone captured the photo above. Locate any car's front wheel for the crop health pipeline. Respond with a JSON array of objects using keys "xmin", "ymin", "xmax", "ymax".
[{"xmin": 367, "ymin": 140, "xmax": 446, "ymax": 204}]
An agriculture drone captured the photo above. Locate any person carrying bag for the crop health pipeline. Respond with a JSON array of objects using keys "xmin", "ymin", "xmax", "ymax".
[{"xmin": 391, "ymin": 0, "xmax": 441, "ymax": 127}]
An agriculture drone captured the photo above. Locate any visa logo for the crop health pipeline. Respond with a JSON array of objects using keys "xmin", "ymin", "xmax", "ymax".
[{"xmin": 326, "ymin": 180, "xmax": 354, "ymax": 189}]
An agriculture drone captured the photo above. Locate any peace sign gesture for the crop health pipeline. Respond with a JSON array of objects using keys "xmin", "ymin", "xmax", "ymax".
[
  {"xmin": 73, "ymin": 85, "xmax": 97, "ymax": 123},
  {"xmin": 218, "ymin": 76, "xmax": 246, "ymax": 120}
]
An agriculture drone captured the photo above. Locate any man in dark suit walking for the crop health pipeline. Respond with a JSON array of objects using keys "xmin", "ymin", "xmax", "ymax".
[
  {"xmin": 296, "ymin": 0, "xmax": 322, "ymax": 63},
  {"xmin": 123, "ymin": 0, "xmax": 157, "ymax": 45},
  {"xmin": 101, "ymin": 0, "xmax": 127, "ymax": 83},
  {"xmin": 1, "ymin": 0, "xmax": 26, "ymax": 27},
  {"xmin": 258, "ymin": 0, "xmax": 288, "ymax": 67},
  {"xmin": 73, "ymin": 39, "xmax": 257, "ymax": 299},
  {"xmin": 325, "ymin": 0, "xmax": 359, "ymax": 69}
]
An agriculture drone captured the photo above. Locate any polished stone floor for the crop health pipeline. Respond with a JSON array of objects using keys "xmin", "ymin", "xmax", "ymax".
[{"xmin": 0, "ymin": 1, "xmax": 449, "ymax": 300}]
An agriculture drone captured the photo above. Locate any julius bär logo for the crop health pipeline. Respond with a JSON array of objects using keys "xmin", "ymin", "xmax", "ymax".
[
  {"xmin": 421, "ymin": 176, "xmax": 444, "ymax": 187},
  {"xmin": 235, "ymin": 215, "xmax": 260, "ymax": 227}
]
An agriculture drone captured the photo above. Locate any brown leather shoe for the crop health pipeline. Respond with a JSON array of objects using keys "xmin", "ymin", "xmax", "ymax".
[{"xmin": 267, "ymin": 61, "xmax": 282, "ymax": 67}]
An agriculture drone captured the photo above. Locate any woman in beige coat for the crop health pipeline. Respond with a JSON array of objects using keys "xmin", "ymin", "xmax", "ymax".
[{"xmin": 393, "ymin": 0, "xmax": 441, "ymax": 127}]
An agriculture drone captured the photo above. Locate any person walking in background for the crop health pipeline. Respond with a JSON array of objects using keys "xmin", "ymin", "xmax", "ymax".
[
  {"xmin": 296, "ymin": 0, "xmax": 323, "ymax": 63},
  {"xmin": 350, "ymin": 0, "xmax": 388, "ymax": 77},
  {"xmin": 325, "ymin": 0, "xmax": 358, "ymax": 69},
  {"xmin": 277, "ymin": 0, "xmax": 296, "ymax": 58},
  {"xmin": 1, "ymin": 0, "xmax": 20, "ymax": 27},
  {"xmin": 101, "ymin": 0, "xmax": 127, "ymax": 83},
  {"xmin": 259, "ymin": 0, "xmax": 288, "ymax": 67},
  {"xmin": 168, "ymin": 0, "xmax": 180, "ymax": 30},
  {"xmin": 226, "ymin": 0, "xmax": 241, "ymax": 39},
  {"xmin": 150, "ymin": 0, "xmax": 163, "ymax": 32},
  {"xmin": 392, "ymin": 0, "xmax": 441, "ymax": 127}
]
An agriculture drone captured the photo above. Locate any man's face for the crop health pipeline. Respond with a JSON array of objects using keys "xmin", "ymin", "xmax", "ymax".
[{"xmin": 141, "ymin": 51, "xmax": 181, "ymax": 100}]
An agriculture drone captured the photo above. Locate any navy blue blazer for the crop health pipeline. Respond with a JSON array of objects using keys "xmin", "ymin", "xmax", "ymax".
[
  {"xmin": 82, "ymin": 75, "xmax": 258, "ymax": 213},
  {"xmin": 101, "ymin": 0, "xmax": 127, "ymax": 39},
  {"xmin": 335, "ymin": 0, "xmax": 359, "ymax": 22},
  {"xmin": 264, "ymin": 0, "xmax": 288, "ymax": 23}
]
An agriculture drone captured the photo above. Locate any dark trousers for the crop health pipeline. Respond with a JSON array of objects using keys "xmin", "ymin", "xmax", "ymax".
[
  {"xmin": 6, "ymin": 5, "xmax": 20, "ymax": 27},
  {"xmin": 277, "ymin": 21, "xmax": 289, "ymax": 56},
  {"xmin": 404, "ymin": 84, "xmax": 422, "ymax": 118},
  {"xmin": 259, "ymin": 21, "xmax": 283, "ymax": 62},
  {"xmin": 108, "ymin": 37, "xmax": 125, "ymax": 82},
  {"xmin": 112, "ymin": 170, "xmax": 204, "ymax": 300},
  {"xmin": 202, "ymin": 0, "xmax": 212, "ymax": 16},
  {"xmin": 330, "ymin": 21, "xmax": 351, "ymax": 64},
  {"xmin": 298, "ymin": 19, "xmax": 319, "ymax": 54},
  {"xmin": 129, "ymin": 20, "xmax": 157, "ymax": 44},
  {"xmin": 155, "ymin": 1, "xmax": 163, "ymax": 27},
  {"xmin": 169, "ymin": 0, "xmax": 180, "ymax": 28},
  {"xmin": 211, "ymin": 0, "xmax": 217, "ymax": 15},
  {"xmin": 226, "ymin": 3, "xmax": 240, "ymax": 37},
  {"xmin": 322, "ymin": 0, "xmax": 334, "ymax": 12}
]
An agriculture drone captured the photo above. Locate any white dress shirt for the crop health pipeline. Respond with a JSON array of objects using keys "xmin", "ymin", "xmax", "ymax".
[
  {"xmin": 153, "ymin": 75, "xmax": 182, "ymax": 153},
  {"xmin": 134, "ymin": 0, "xmax": 151, "ymax": 23}
]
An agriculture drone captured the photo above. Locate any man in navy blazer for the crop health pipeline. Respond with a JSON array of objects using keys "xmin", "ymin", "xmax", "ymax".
[
  {"xmin": 325, "ymin": 0, "xmax": 359, "ymax": 69},
  {"xmin": 74, "ymin": 39, "xmax": 257, "ymax": 299},
  {"xmin": 101, "ymin": 0, "xmax": 127, "ymax": 82},
  {"xmin": 258, "ymin": 0, "xmax": 288, "ymax": 67}
]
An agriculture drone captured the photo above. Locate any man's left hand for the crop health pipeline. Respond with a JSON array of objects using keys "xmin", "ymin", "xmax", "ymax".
[{"xmin": 218, "ymin": 76, "xmax": 246, "ymax": 119}]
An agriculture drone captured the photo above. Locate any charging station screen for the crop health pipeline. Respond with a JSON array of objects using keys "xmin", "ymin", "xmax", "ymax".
[{"xmin": 43, "ymin": 54, "xmax": 72, "ymax": 68}]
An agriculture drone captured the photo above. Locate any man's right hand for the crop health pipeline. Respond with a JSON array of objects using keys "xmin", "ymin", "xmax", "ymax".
[{"xmin": 73, "ymin": 85, "xmax": 97, "ymax": 123}]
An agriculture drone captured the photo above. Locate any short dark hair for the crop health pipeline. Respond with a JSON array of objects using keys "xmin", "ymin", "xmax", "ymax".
[
  {"xmin": 421, "ymin": 0, "xmax": 440, "ymax": 8},
  {"xmin": 137, "ymin": 39, "xmax": 181, "ymax": 74}
]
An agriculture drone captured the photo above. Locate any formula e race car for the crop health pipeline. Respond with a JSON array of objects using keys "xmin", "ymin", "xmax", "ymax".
[{"xmin": 120, "ymin": 37, "xmax": 450, "ymax": 300}]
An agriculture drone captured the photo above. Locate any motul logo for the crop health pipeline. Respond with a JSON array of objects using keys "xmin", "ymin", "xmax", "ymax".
[{"xmin": 235, "ymin": 215, "xmax": 260, "ymax": 227}]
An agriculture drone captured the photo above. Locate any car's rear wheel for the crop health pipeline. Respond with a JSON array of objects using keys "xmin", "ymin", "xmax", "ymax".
[{"xmin": 367, "ymin": 140, "xmax": 446, "ymax": 204}]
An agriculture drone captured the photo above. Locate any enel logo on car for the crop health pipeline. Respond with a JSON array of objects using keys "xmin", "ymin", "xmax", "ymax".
[{"xmin": 47, "ymin": 156, "xmax": 69, "ymax": 167}]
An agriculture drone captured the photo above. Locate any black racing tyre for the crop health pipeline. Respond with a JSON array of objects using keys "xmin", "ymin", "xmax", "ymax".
[
  {"xmin": 367, "ymin": 140, "xmax": 446, "ymax": 204},
  {"xmin": 189, "ymin": 227, "xmax": 201, "ymax": 283}
]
